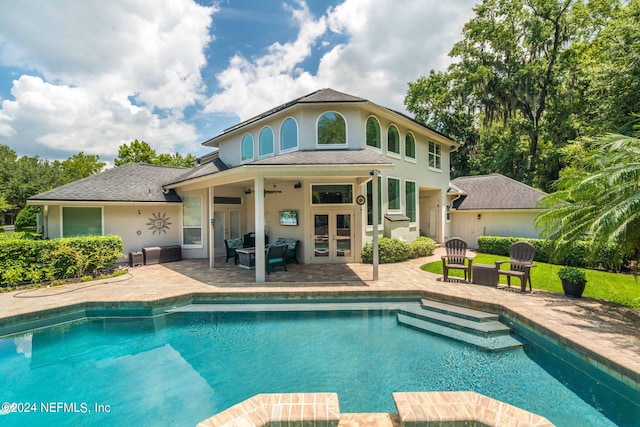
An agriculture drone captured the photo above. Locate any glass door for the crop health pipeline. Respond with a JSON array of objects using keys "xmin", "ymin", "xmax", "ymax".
[
  {"xmin": 214, "ymin": 209, "xmax": 241, "ymax": 256},
  {"xmin": 313, "ymin": 211, "xmax": 354, "ymax": 262}
]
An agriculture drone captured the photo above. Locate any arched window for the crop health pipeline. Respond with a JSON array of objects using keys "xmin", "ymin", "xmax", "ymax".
[
  {"xmin": 259, "ymin": 127, "xmax": 274, "ymax": 157},
  {"xmin": 387, "ymin": 125, "xmax": 400, "ymax": 154},
  {"xmin": 405, "ymin": 132, "xmax": 416, "ymax": 159},
  {"xmin": 280, "ymin": 118, "xmax": 298, "ymax": 151},
  {"xmin": 317, "ymin": 112, "xmax": 346, "ymax": 145},
  {"xmin": 241, "ymin": 134, "xmax": 254, "ymax": 162},
  {"xmin": 366, "ymin": 116, "xmax": 381, "ymax": 148}
]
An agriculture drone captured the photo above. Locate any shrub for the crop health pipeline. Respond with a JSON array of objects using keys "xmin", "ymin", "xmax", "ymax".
[
  {"xmin": 477, "ymin": 235, "xmax": 630, "ymax": 271},
  {"xmin": 14, "ymin": 206, "xmax": 41, "ymax": 228},
  {"xmin": 408, "ymin": 236, "xmax": 436, "ymax": 258},
  {"xmin": 0, "ymin": 235, "xmax": 123, "ymax": 286},
  {"xmin": 361, "ymin": 237, "xmax": 410, "ymax": 264}
]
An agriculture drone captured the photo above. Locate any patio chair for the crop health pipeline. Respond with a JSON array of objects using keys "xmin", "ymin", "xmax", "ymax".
[
  {"xmin": 243, "ymin": 232, "xmax": 269, "ymax": 248},
  {"xmin": 495, "ymin": 241, "xmax": 536, "ymax": 292},
  {"xmin": 275, "ymin": 238, "xmax": 300, "ymax": 264},
  {"xmin": 441, "ymin": 237, "xmax": 473, "ymax": 282},
  {"xmin": 266, "ymin": 244, "xmax": 288, "ymax": 275},
  {"xmin": 224, "ymin": 238, "xmax": 243, "ymax": 264}
]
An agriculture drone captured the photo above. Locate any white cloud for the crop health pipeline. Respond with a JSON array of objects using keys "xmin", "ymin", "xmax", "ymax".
[
  {"xmin": 0, "ymin": 0, "xmax": 215, "ymax": 160},
  {"xmin": 205, "ymin": 0, "xmax": 475, "ymax": 120}
]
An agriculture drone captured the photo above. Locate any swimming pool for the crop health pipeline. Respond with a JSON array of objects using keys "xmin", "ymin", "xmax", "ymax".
[{"xmin": 0, "ymin": 300, "xmax": 638, "ymax": 426}]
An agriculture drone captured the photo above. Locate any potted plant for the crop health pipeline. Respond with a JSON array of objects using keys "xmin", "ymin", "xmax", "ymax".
[{"xmin": 558, "ymin": 267, "xmax": 587, "ymax": 298}]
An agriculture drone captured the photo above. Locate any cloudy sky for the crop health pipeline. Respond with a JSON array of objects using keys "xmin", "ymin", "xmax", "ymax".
[{"xmin": 0, "ymin": 0, "xmax": 475, "ymax": 163}]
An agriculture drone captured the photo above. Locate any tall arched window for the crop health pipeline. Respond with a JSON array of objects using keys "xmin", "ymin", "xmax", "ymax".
[
  {"xmin": 241, "ymin": 134, "xmax": 254, "ymax": 162},
  {"xmin": 405, "ymin": 132, "xmax": 416, "ymax": 159},
  {"xmin": 366, "ymin": 116, "xmax": 381, "ymax": 148},
  {"xmin": 259, "ymin": 127, "xmax": 274, "ymax": 157},
  {"xmin": 317, "ymin": 112, "xmax": 346, "ymax": 145},
  {"xmin": 387, "ymin": 125, "xmax": 400, "ymax": 155},
  {"xmin": 280, "ymin": 117, "xmax": 298, "ymax": 151}
]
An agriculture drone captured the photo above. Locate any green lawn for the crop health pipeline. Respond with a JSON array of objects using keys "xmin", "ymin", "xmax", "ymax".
[{"xmin": 421, "ymin": 254, "xmax": 640, "ymax": 309}]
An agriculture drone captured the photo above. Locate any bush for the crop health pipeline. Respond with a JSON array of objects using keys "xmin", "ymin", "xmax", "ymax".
[
  {"xmin": 362, "ymin": 237, "xmax": 410, "ymax": 264},
  {"xmin": 477, "ymin": 235, "xmax": 630, "ymax": 271},
  {"xmin": 0, "ymin": 235, "xmax": 123, "ymax": 287},
  {"xmin": 14, "ymin": 206, "xmax": 42, "ymax": 229},
  {"xmin": 408, "ymin": 236, "xmax": 436, "ymax": 258}
]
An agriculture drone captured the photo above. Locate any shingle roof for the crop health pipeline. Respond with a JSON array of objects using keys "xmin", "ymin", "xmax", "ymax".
[
  {"xmin": 450, "ymin": 174, "xmax": 547, "ymax": 210},
  {"xmin": 166, "ymin": 158, "xmax": 229, "ymax": 186},
  {"xmin": 248, "ymin": 149, "xmax": 393, "ymax": 166},
  {"xmin": 28, "ymin": 163, "xmax": 186, "ymax": 203}
]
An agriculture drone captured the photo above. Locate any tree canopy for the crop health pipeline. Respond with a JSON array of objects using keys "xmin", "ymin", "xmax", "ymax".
[
  {"xmin": 405, "ymin": 0, "xmax": 638, "ymax": 191},
  {"xmin": 115, "ymin": 139, "xmax": 196, "ymax": 168}
]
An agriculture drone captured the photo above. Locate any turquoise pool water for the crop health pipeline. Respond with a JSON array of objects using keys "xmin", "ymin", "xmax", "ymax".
[{"xmin": 0, "ymin": 303, "xmax": 638, "ymax": 426}]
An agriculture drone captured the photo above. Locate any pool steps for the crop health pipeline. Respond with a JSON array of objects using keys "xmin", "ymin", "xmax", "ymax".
[{"xmin": 396, "ymin": 299, "xmax": 523, "ymax": 351}]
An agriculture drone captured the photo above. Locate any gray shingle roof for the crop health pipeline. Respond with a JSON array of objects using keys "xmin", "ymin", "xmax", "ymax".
[
  {"xmin": 248, "ymin": 149, "xmax": 393, "ymax": 166},
  {"xmin": 451, "ymin": 174, "xmax": 547, "ymax": 210},
  {"xmin": 166, "ymin": 158, "xmax": 229, "ymax": 186},
  {"xmin": 28, "ymin": 163, "xmax": 186, "ymax": 203}
]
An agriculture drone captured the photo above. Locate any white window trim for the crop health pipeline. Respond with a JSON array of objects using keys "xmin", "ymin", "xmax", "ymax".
[
  {"xmin": 386, "ymin": 176, "xmax": 401, "ymax": 212},
  {"xmin": 182, "ymin": 195, "xmax": 204, "ymax": 249},
  {"xmin": 310, "ymin": 183, "xmax": 355, "ymax": 205},
  {"xmin": 60, "ymin": 206, "xmax": 104, "ymax": 237},
  {"xmin": 258, "ymin": 126, "xmax": 275, "ymax": 159},
  {"xmin": 279, "ymin": 117, "xmax": 299, "ymax": 154},
  {"xmin": 428, "ymin": 141, "xmax": 442, "ymax": 172},
  {"xmin": 316, "ymin": 111, "xmax": 348, "ymax": 149},
  {"xmin": 365, "ymin": 115, "xmax": 382, "ymax": 151},
  {"xmin": 405, "ymin": 179, "xmax": 417, "ymax": 224},
  {"xmin": 404, "ymin": 131, "xmax": 417, "ymax": 163},
  {"xmin": 241, "ymin": 133, "xmax": 255, "ymax": 164},
  {"xmin": 386, "ymin": 124, "xmax": 401, "ymax": 159}
]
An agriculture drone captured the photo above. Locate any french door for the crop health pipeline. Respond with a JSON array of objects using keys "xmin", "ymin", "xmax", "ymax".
[
  {"xmin": 213, "ymin": 209, "xmax": 241, "ymax": 256},
  {"xmin": 312, "ymin": 210, "xmax": 354, "ymax": 263}
]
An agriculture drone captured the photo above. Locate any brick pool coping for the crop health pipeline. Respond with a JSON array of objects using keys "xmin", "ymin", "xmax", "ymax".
[{"xmin": 196, "ymin": 392, "xmax": 554, "ymax": 427}]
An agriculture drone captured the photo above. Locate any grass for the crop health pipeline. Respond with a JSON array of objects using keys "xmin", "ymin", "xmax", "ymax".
[{"xmin": 422, "ymin": 253, "xmax": 640, "ymax": 309}]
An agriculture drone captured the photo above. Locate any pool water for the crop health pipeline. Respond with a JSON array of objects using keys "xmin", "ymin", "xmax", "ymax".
[{"xmin": 0, "ymin": 306, "xmax": 638, "ymax": 426}]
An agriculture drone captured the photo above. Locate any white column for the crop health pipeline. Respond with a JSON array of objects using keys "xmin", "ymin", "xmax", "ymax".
[
  {"xmin": 254, "ymin": 177, "xmax": 266, "ymax": 283},
  {"xmin": 208, "ymin": 186, "xmax": 215, "ymax": 269},
  {"xmin": 372, "ymin": 172, "xmax": 379, "ymax": 281}
]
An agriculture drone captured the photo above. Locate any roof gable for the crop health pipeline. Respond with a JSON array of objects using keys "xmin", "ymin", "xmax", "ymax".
[
  {"xmin": 451, "ymin": 174, "xmax": 547, "ymax": 210},
  {"xmin": 28, "ymin": 163, "xmax": 187, "ymax": 203}
]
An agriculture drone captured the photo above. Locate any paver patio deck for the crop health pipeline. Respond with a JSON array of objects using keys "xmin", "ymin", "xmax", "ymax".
[{"xmin": 1, "ymin": 248, "xmax": 639, "ymax": 425}]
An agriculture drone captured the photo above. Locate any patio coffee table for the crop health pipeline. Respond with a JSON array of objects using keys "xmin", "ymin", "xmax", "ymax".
[
  {"xmin": 236, "ymin": 248, "xmax": 256, "ymax": 269},
  {"xmin": 472, "ymin": 263, "xmax": 498, "ymax": 287}
]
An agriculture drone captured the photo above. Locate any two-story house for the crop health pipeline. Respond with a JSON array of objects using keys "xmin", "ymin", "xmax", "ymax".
[{"xmin": 28, "ymin": 88, "xmax": 457, "ymax": 281}]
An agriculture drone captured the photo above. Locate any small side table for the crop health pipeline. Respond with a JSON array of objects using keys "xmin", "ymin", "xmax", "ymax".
[
  {"xmin": 236, "ymin": 248, "xmax": 256, "ymax": 269},
  {"xmin": 472, "ymin": 263, "xmax": 498, "ymax": 287}
]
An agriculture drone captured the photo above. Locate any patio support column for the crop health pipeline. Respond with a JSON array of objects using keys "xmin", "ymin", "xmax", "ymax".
[
  {"xmin": 372, "ymin": 171, "xmax": 379, "ymax": 281},
  {"xmin": 254, "ymin": 177, "xmax": 266, "ymax": 283},
  {"xmin": 208, "ymin": 186, "xmax": 215, "ymax": 269}
]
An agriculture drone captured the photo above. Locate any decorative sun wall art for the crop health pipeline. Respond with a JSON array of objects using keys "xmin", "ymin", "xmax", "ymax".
[{"xmin": 146, "ymin": 212, "xmax": 171, "ymax": 234}]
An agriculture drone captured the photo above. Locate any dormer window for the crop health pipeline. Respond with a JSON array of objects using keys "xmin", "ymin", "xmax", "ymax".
[
  {"xmin": 259, "ymin": 127, "xmax": 274, "ymax": 157},
  {"xmin": 241, "ymin": 134, "xmax": 254, "ymax": 162},
  {"xmin": 317, "ymin": 112, "xmax": 346, "ymax": 146}
]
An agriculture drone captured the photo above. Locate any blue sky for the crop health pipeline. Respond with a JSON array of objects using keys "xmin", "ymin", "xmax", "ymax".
[{"xmin": 0, "ymin": 0, "xmax": 475, "ymax": 163}]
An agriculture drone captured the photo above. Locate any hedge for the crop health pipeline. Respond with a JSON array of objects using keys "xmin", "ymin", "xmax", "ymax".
[
  {"xmin": 0, "ymin": 235, "xmax": 123, "ymax": 287},
  {"xmin": 477, "ymin": 235, "xmax": 630, "ymax": 271},
  {"xmin": 362, "ymin": 236, "xmax": 436, "ymax": 264}
]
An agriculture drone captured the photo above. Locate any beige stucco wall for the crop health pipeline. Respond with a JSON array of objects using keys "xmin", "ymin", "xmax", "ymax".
[{"xmin": 451, "ymin": 210, "xmax": 542, "ymax": 248}]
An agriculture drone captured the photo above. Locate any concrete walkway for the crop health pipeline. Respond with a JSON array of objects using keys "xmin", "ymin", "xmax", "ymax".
[{"xmin": 1, "ymin": 248, "xmax": 639, "ymax": 395}]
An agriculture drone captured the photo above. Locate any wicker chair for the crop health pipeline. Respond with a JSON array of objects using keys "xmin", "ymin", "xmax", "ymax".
[
  {"xmin": 441, "ymin": 237, "xmax": 474, "ymax": 282},
  {"xmin": 224, "ymin": 238, "xmax": 243, "ymax": 264},
  {"xmin": 495, "ymin": 241, "xmax": 536, "ymax": 292}
]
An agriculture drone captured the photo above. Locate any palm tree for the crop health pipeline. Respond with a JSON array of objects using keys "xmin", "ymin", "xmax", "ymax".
[{"xmin": 535, "ymin": 133, "xmax": 640, "ymax": 271}]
